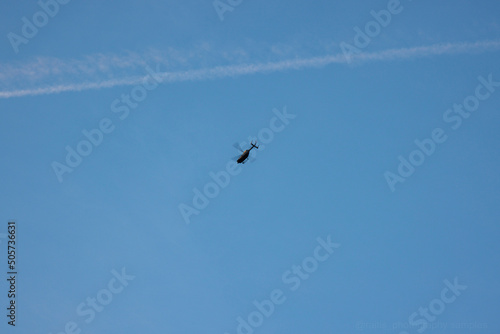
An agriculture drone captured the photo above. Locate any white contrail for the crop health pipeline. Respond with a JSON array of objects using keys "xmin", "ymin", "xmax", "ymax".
[{"xmin": 1, "ymin": 40, "xmax": 499, "ymax": 99}]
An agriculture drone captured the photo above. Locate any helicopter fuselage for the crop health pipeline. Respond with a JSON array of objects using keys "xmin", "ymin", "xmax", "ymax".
[{"xmin": 237, "ymin": 150, "xmax": 251, "ymax": 164}]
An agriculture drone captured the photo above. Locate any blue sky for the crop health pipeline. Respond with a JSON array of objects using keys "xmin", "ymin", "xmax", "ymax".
[{"xmin": 1, "ymin": 0, "xmax": 499, "ymax": 333}]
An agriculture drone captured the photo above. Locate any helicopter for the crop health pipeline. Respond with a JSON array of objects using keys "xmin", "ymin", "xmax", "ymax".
[{"xmin": 233, "ymin": 141, "xmax": 259, "ymax": 164}]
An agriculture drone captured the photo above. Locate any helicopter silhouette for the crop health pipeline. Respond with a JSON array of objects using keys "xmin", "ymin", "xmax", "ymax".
[{"xmin": 233, "ymin": 141, "xmax": 259, "ymax": 164}]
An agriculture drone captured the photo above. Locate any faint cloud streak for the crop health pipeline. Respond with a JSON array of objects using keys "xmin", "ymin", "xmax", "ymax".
[{"xmin": 1, "ymin": 40, "xmax": 499, "ymax": 99}]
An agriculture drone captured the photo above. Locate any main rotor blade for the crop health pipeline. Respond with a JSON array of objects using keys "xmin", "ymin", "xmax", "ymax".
[
  {"xmin": 233, "ymin": 142, "xmax": 243, "ymax": 152},
  {"xmin": 249, "ymin": 150, "xmax": 257, "ymax": 163}
]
